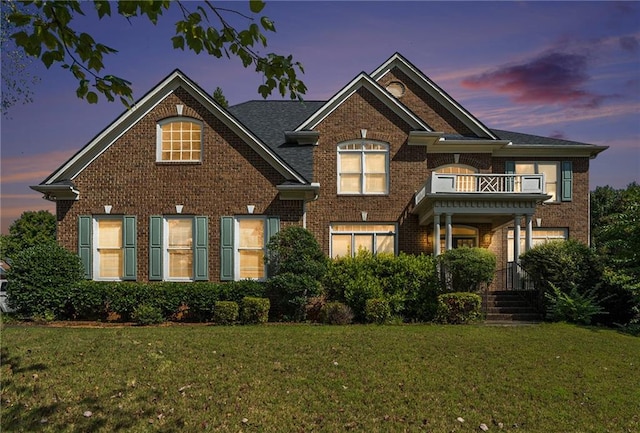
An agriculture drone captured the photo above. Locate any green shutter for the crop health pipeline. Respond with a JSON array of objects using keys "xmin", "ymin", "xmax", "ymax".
[
  {"xmin": 123, "ymin": 216, "xmax": 137, "ymax": 280},
  {"xmin": 194, "ymin": 216, "xmax": 209, "ymax": 281},
  {"xmin": 78, "ymin": 216, "xmax": 92, "ymax": 279},
  {"xmin": 505, "ymin": 161, "xmax": 515, "ymax": 192},
  {"xmin": 561, "ymin": 161, "xmax": 573, "ymax": 202},
  {"xmin": 265, "ymin": 217, "xmax": 280, "ymax": 278},
  {"xmin": 220, "ymin": 216, "xmax": 234, "ymax": 281},
  {"xmin": 149, "ymin": 216, "xmax": 163, "ymax": 280}
]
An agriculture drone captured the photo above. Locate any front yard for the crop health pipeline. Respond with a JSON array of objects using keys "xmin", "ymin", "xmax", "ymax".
[{"xmin": 1, "ymin": 322, "xmax": 638, "ymax": 432}]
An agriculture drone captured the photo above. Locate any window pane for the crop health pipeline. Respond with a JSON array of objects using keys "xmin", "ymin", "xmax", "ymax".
[
  {"xmin": 354, "ymin": 234, "xmax": 373, "ymax": 254},
  {"xmin": 98, "ymin": 250, "xmax": 123, "ymax": 278},
  {"xmin": 168, "ymin": 250, "xmax": 193, "ymax": 278},
  {"xmin": 239, "ymin": 219, "xmax": 264, "ymax": 248},
  {"xmin": 340, "ymin": 153, "xmax": 361, "ymax": 172},
  {"xmin": 515, "ymin": 163, "xmax": 535, "ymax": 174},
  {"xmin": 239, "ymin": 250, "xmax": 264, "ymax": 279},
  {"xmin": 539, "ymin": 163, "xmax": 558, "ymax": 181},
  {"xmin": 376, "ymin": 235, "xmax": 394, "ymax": 254},
  {"xmin": 97, "ymin": 220, "xmax": 122, "ymax": 248},
  {"xmin": 365, "ymin": 174, "xmax": 387, "ymax": 193},
  {"xmin": 331, "ymin": 235, "xmax": 351, "ymax": 258},
  {"xmin": 340, "ymin": 174, "xmax": 361, "ymax": 193},
  {"xmin": 365, "ymin": 153, "xmax": 386, "ymax": 173},
  {"xmin": 168, "ymin": 219, "xmax": 192, "ymax": 248},
  {"xmin": 160, "ymin": 121, "xmax": 201, "ymax": 161}
]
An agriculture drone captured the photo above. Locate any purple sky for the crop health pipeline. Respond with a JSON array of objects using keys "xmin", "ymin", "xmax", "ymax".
[{"xmin": 1, "ymin": 1, "xmax": 639, "ymax": 234}]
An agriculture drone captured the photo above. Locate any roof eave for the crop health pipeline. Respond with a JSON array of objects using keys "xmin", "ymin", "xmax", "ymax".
[{"xmin": 30, "ymin": 184, "xmax": 80, "ymax": 201}]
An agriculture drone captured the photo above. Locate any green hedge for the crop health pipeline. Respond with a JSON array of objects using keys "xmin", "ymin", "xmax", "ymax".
[
  {"xmin": 437, "ymin": 247, "xmax": 496, "ymax": 293},
  {"xmin": 435, "ymin": 292, "xmax": 482, "ymax": 324},
  {"xmin": 66, "ymin": 280, "xmax": 265, "ymax": 322},
  {"xmin": 213, "ymin": 301, "xmax": 239, "ymax": 325},
  {"xmin": 324, "ymin": 252, "xmax": 440, "ymax": 322},
  {"xmin": 240, "ymin": 297, "xmax": 270, "ymax": 324}
]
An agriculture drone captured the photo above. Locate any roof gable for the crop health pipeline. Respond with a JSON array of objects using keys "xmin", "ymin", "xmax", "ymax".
[
  {"xmin": 39, "ymin": 70, "xmax": 307, "ymax": 187},
  {"xmin": 295, "ymin": 72, "xmax": 432, "ymax": 132},
  {"xmin": 371, "ymin": 53, "xmax": 497, "ymax": 140}
]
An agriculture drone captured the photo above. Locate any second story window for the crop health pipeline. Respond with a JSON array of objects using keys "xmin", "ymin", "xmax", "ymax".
[
  {"xmin": 337, "ymin": 140, "xmax": 389, "ymax": 195},
  {"xmin": 157, "ymin": 119, "xmax": 202, "ymax": 162},
  {"xmin": 515, "ymin": 162, "xmax": 559, "ymax": 202}
]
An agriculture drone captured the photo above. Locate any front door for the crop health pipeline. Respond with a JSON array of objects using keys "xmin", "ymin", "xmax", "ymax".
[{"xmin": 453, "ymin": 237, "xmax": 476, "ymax": 248}]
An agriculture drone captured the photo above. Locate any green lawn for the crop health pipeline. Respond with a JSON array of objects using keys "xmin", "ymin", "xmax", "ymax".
[{"xmin": 1, "ymin": 322, "xmax": 638, "ymax": 432}]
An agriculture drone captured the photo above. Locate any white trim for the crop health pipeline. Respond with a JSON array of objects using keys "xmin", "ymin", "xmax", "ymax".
[
  {"xmin": 155, "ymin": 117, "xmax": 203, "ymax": 163},
  {"xmin": 370, "ymin": 53, "xmax": 497, "ymax": 140},
  {"xmin": 163, "ymin": 216, "xmax": 194, "ymax": 282},
  {"xmin": 234, "ymin": 216, "xmax": 268, "ymax": 282},
  {"xmin": 92, "ymin": 216, "xmax": 124, "ymax": 282},
  {"xmin": 337, "ymin": 139, "xmax": 390, "ymax": 195},
  {"xmin": 329, "ymin": 222, "xmax": 398, "ymax": 258},
  {"xmin": 296, "ymin": 73, "xmax": 431, "ymax": 132}
]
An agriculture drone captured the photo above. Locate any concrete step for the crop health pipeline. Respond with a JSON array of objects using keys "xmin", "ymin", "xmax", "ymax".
[{"xmin": 485, "ymin": 313, "xmax": 542, "ymax": 322}]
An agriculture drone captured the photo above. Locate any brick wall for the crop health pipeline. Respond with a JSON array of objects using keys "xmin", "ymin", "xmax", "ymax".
[{"xmin": 57, "ymin": 88, "xmax": 303, "ymax": 282}]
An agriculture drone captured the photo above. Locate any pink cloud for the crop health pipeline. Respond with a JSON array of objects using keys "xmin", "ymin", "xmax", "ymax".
[
  {"xmin": 461, "ymin": 52, "xmax": 611, "ymax": 108},
  {"xmin": 0, "ymin": 149, "xmax": 74, "ymax": 185}
]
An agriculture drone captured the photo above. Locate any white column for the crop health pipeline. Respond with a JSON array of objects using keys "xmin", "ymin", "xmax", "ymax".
[
  {"xmin": 433, "ymin": 214, "xmax": 441, "ymax": 256},
  {"xmin": 514, "ymin": 214, "xmax": 522, "ymax": 263},
  {"xmin": 525, "ymin": 214, "xmax": 533, "ymax": 252},
  {"xmin": 445, "ymin": 213, "xmax": 453, "ymax": 251}
]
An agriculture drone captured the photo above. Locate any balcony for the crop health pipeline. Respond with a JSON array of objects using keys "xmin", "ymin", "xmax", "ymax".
[
  {"xmin": 415, "ymin": 173, "xmax": 545, "ymax": 204},
  {"xmin": 412, "ymin": 173, "xmax": 550, "ymax": 227}
]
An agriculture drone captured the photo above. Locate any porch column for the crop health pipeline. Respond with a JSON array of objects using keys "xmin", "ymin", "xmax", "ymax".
[
  {"xmin": 445, "ymin": 213, "xmax": 453, "ymax": 251},
  {"xmin": 433, "ymin": 214, "xmax": 441, "ymax": 256},
  {"xmin": 513, "ymin": 214, "xmax": 522, "ymax": 263},
  {"xmin": 525, "ymin": 214, "xmax": 533, "ymax": 252}
]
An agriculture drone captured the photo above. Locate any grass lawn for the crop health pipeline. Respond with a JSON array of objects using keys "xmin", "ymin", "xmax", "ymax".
[{"xmin": 1, "ymin": 322, "xmax": 638, "ymax": 432}]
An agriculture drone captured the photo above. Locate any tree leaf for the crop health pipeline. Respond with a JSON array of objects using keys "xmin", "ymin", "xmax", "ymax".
[{"xmin": 249, "ymin": 0, "xmax": 265, "ymax": 13}]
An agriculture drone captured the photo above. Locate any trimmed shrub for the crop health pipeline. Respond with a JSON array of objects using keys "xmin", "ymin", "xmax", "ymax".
[
  {"xmin": 265, "ymin": 226, "xmax": 327, "ymax": 280},
  {"xmin": 213, "ymin": 301, "xmax": 239, "ymax": 325},
  {"xmin": 545, "ymin": 284, "xmax": 607, "ymax": 325},
  {"xmin": 240, "ymin": 297, "xmax": 270, "ymax": 324},
  {"xmin": 6, "ymin": 241, "xmax": 84, "ymax": 318},
  {"xmin": 324, "ymin": 251, "xmax": 441, "ymax": 322},
  {"xmin": 435, "ymin": 292, "xmax": 482, "ymax": 324},
  {"xmin": 266, "ymin": 273, "xmax": 322, "ymax": 321},
  {"xmin": 365, "ymin": 298, "xmax": 391, "ymax": 324},
  {"xmin": 305, "ymin": 295, "xmax": 327, "ymax": 323},
  {"xmin": 132, "ymin": 304, "xmax": 164, "ymax": 325},
  {"xmin": 320, "ymin": 301, "xmax": 353, "ymax": 325},
  {"xmin": 437, "ymin": 247, "xmax": 496, "ymax": 293}
]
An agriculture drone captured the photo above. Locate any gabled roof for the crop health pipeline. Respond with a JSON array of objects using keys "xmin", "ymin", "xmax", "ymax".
[
  {"xmin": 228, "ymin": 100, "xmax": 325, "ymax": 182},
  {"xmin": 295, "ymin": 72, "xmax": 433, "ymax": 132},
  {"xmin": 371, "ymin": 52, "xmax": 498, "ymax": 140},
  {"xmin": 36, "ymin": 70, "xmax": 308, "ymax": 189}
]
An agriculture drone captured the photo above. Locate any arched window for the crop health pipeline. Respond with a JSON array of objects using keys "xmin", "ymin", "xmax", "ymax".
[
  {"xmin": 435, "ymin": 164, "xmax": 477, "ymax": 174},
  {"xmin": 156, "ymin": 118, "xmax": 202, "ymax": 162},
  {"xmin": 337, "ymin": 140, "xmax": 389, "ymax": 194},
  {"xmin": 435, "ymin": 164, "xmax": 478, "ymax": 192}
]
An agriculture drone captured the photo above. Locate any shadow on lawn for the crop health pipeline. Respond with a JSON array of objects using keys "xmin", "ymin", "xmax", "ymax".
[{"xmin": 1, "ymin": 346, "xmax": 190, "ymax": 432}]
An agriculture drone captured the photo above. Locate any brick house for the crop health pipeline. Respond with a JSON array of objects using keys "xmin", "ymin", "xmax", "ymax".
[{"xmin": 32, "ymin": 53, "xmax": 607, "ymax": 287}]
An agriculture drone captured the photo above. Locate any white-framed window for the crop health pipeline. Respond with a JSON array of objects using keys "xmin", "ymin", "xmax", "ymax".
[
  {"xmin": 235, "ymin": 217, "xmax": 267, "ymax": 280},
  {"xmin": 156, "ymin": 118, "xmax": 202, "ymax": 162},
  {"xmin": 93, "ymin": 217, "xmax": 124, "ymax": 280},
  {"xmin": 507, "ymin": 228, "xmax": 568, "ymax": 261},
  {"xmin": 337, "ymin": 140, "xmax": 389, "ymax": 194},
  {"xmin": 164, "ymin": 217, "xmax": 194, "ymax": 281},
  {"xmin": 435, "ymin": 164, "xmax": 478, "ymax": 192},
  {"xmin": 330, "ymin": 223, "xmax": 397, "ymax": 258},
  {"xmin": 515, "ymin": 162, "xmax": 559, "ymax": 202}
]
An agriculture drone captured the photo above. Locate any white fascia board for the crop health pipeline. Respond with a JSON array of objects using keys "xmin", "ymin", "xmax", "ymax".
[
  {"xmin": 371, "ymin": 53, "xmax": 498, "ymax": 140},
  {"xmin": 493, "ymin": 144, "xmax": 609, "ymax": 158},
  {"xmin": 296, "ymin": 73, "xmax": 431, "ymax": 132},
  {"xmin": 426, "ymin": 139, "xmax": 511, "ymax": 153},
  {"xmin": 43, "ymin": 70, "xmax": 305, "ymax": 185}
]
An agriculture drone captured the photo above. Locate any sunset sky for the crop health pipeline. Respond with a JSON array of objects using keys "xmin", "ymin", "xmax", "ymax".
[{"xmin": 1, "ymin": 1, "xmax": 639, "ymax": 234}]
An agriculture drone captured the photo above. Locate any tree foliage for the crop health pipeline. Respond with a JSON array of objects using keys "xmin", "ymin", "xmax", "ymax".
[
  {"xmin": 212, "ymin": 86, "xmax": 229, "ymax": 108},
  {"xmin": 1, "ymin": 0, "xmax": 40, "ymax": 116},
  {"xmin": 6, "ymin": 0, "xmax": 306, "ymax": 107},
  {"xmin": 0, "ymin": 210, "xmax": 56, "ymax": 260}
]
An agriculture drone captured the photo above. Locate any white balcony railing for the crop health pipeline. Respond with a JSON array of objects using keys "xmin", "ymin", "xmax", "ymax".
[{"xmin": 415, "ymin": 173, "xmax": 545, "ymax": 205}]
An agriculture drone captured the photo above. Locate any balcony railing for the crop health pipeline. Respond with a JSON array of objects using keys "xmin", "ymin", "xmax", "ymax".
[{"xmin": 415, "ymin": 173, "xmax": 545, "ymax": 204}]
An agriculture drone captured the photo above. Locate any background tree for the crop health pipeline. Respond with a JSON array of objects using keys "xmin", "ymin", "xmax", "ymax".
[
  {"xmin": 590, "ymin": 185, "xmax": 624, "ymax": 247},
  {"xmin": 1, "ymin": 0, "xmax": 40, "ymax": 116},
  {"xmin": 6, "ymin": 0, "xmax": 306, "ymax": 108},
  {"xmin": 0, "ymin": 210, "xmax": 56, "ymax": 260},
  {"xmin": 213, "ymin": 86, "xmax": 229, "ymax": 108}
]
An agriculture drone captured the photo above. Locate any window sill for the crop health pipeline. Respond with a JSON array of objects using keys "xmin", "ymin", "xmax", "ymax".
[{"xmin": 155, "ymin": 161, "xmax": 202, "ymax": 165}]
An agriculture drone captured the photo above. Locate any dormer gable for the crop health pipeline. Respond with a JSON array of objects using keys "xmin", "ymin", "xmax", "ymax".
[{"xmin": 371, "ymin": 53, "xmax": 498, "ymax": 140}]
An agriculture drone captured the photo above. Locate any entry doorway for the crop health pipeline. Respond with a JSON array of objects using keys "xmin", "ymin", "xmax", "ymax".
[{"xmin": 438, "ymin": 225, "xmax": 478, "ymax": 251}]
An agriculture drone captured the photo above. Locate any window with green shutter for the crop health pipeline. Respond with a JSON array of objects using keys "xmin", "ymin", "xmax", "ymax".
[
  {"xmin": 81, "ymin": 215, "xmax": 137, "ymax": 281},
  {"xmin": 221, "ymin": 216, "xmax": 279, "ymax": 281}
]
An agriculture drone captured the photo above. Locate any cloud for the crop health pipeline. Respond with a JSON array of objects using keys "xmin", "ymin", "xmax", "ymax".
[
  {"xmin": 619, "ymin": 36, "xmax": 640, "ymax": 53},
  {"xmin": 461, "ymin": 52, "xmax": 610, "ymax": 108},
  {"xmin": 0, "ymin": 149, "xmax": 74, "ymax": 185}
]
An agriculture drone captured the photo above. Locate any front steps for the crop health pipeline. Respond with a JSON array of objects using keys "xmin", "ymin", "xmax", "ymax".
[{"xmin": 484, "ymin": 290, "xmax": 542, "ymax": 322}]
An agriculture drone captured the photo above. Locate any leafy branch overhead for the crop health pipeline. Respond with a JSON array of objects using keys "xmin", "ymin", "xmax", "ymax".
[{"xmin": 7, "ymin": 0, "xmax": 307, "ymax": 106}]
